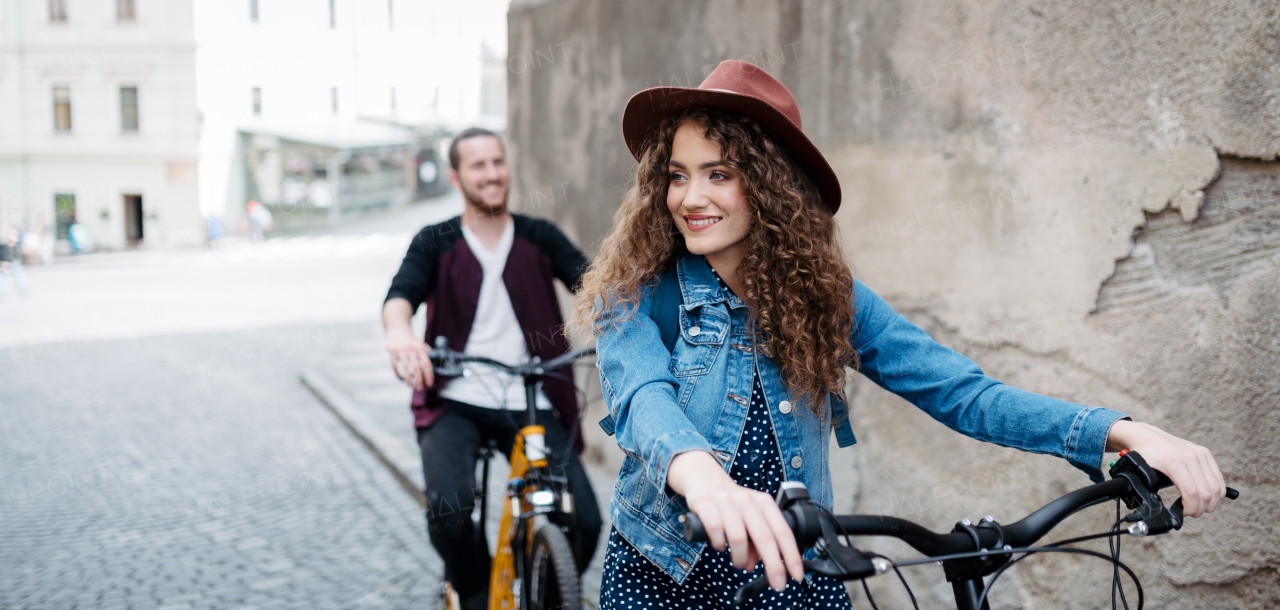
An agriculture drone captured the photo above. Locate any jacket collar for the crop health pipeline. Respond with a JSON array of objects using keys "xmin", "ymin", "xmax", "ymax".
[{"xmin": 677, "ymin": 253, "xmax": 747, "ymax": 310}]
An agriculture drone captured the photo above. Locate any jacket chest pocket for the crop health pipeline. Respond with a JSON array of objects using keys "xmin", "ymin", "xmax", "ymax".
[{"xmin": 669, "ymin": 306, "xmax": 729, "ymax": 377}]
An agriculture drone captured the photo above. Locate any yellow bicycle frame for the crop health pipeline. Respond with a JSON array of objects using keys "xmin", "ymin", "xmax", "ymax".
[{"xmin": 488, "ymin": 425, "xmax": 547, "ymax": 610}]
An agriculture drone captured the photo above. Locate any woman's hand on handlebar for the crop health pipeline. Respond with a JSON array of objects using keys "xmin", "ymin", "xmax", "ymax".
[
  {"xmin": 667, "ymin": 451, "xmax": 804, "ymax": 592},
  {"xmin": 1106, "ymin": 420, "xmax": 1225, "ymax": 518},
  {"xmin": 385, "ymin": 328, "xmax": 434, "ymax": 390}
]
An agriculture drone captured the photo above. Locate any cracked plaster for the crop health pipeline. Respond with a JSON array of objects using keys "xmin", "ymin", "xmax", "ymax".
[{"xmin": 508, "ymin": 0, "xmax": 1280, "ymax": 606}]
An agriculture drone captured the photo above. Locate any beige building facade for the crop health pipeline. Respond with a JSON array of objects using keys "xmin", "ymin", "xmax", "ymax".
[{"xmin": 0, "ymin": 0, "xmax": 201, "ymax": 250}]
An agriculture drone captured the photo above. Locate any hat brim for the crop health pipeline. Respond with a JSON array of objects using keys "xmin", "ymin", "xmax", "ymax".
[{"xmin": 622, "ymin": 87, "xmax": 842, "ymax": 214}]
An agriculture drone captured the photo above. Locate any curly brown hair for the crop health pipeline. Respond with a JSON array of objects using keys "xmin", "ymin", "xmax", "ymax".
[{"xmin": 574, "ymin": 108, "xmax": 856, "ymax": 410}]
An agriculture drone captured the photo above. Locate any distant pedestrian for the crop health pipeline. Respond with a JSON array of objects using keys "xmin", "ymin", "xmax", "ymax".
[
  {"xmin": 245, "ymin": 200, "xmax": 273, "ymax": 244},
  {"xmin": 68, "ymin": 222, "xmax": 88, "ymax": 254},
  {"xmin": 30, "ymin": 224, "xmax": 53, "ymax": 265},
  {"xmin": 206, "ymin": 214, "xmax": 225, "ymax": 249},
  {"xmin": 0, "ymin": 228, "xmax": 28, "ymax": 300}
]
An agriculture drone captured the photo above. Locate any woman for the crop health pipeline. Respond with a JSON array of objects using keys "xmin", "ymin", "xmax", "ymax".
[{"xmin": 576, "ymin": 60, "xmax": 1225, "ymax": 608}]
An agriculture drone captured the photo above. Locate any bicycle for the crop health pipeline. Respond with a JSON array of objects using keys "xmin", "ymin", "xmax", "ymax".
[
  {"xmin": 681, "ymin": 450, "xmax": 1239, "ymax": 609},
  {"xmin": 427, "ymin": 337, "xmax": 596, "ymax": 610}
]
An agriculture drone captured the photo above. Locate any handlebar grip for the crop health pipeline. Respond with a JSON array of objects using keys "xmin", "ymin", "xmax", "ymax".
[
  {"xmin": 681, "ymin": 513, "xmax": 707, "ymax": 543},
  {"xmin": 1155, "ymin": 469, "xmax": 1242, "ymax": 501}
]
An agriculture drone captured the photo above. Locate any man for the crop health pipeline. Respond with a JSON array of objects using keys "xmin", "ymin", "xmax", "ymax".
[
  {"xmin": 0, "ymin": 228, "xmax": 28, "ymax": 300},
  {"xmin": 382, "ymin": 127, "xmax": 599, "ymax": 610}
]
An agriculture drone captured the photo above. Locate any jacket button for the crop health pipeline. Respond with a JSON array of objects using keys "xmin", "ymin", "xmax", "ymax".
[
  {"xmin": 790, "ymin": 456, "xmax": 803, "ymax": 469},
  {"xmin": 688, "ymin": 326, "xmax": 701, "ymax": 337},
  {"xmin": 778, "ymin": 400, "xmax": 792, "ymax": 414}
]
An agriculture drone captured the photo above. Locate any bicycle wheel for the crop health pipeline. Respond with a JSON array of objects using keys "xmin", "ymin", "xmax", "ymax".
[{"xmin": 526, "ymin": 518, "xmax": 582, "ymax": 610}]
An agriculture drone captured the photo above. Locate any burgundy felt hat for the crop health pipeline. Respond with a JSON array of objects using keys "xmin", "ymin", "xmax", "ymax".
[{"xmin": 622, "ymin": 60, "xmax": 842, "ymax": 213}]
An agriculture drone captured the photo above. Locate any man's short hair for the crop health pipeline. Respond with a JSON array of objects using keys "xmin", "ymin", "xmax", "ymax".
[{"xmin": 448, "ymin": 127, "xmax": 504, "ymax": 171}]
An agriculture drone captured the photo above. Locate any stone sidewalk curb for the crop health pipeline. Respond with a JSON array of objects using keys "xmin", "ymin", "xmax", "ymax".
[{"xmin": 300, "ymin": 368, "xmax": 426, "ymax": 508}]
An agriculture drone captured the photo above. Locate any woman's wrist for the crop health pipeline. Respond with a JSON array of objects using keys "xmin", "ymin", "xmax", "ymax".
[
  {"xmin": 1105, "ymin": 419, "xmax": 1149, "ymax": 452},
  {"xmin": 667, "ymin": 451, "xmax": 732, "ymax": 498}
]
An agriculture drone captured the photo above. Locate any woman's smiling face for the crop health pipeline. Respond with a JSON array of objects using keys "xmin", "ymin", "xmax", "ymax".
[{"xmin": 666, "ymin": 119, "xmax": 752, "ymax": 270}]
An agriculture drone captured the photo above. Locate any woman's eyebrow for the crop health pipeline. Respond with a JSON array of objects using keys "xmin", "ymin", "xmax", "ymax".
[{"xmin": 667, "ymin": 160, "xmax": 725, "ymax": 170}]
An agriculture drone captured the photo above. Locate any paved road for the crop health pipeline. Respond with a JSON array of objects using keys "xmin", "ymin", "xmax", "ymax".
[
  {"xmin": 0, "ymin": 193, "xmax": 462, "ymax": 349},
  {"xmin": 0, "ymin": 194, "xmax": 619, "ymax": 609},
  {"xmin": 0, "ymin": 323, "xmax": 444, "ymax": 610}
]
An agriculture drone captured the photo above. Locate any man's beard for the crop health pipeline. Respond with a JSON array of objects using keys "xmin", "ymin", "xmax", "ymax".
[{"xmin": 461, "ymin": 180, "xmax": 508, "ymax": 216}]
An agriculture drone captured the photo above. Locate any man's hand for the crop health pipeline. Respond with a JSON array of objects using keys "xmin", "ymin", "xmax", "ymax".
[
  {"xmin": 386, "ymin": 329, "xmax": 433, "ymax": 390},
  {"xmin": 1106, "ymin": 420, "xmax": 1226, "ymax": 518},
  {"xmin": 382, "ymin": 298, "xmax": 433, "ymax": 390}
]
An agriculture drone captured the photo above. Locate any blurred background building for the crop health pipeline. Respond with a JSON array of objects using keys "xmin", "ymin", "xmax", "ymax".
[
  {"xmin": 0, "ymin": 0, "xmax": 200, "ymax": 252},
  {"xmin": 0, "ymin": 0, "xmax": 508, "ymax": 252}
]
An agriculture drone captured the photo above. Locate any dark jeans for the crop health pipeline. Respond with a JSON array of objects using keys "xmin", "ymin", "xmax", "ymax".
[{"xmin": 417, "ymin": 400, "xmax": 602, "ymax": 599}]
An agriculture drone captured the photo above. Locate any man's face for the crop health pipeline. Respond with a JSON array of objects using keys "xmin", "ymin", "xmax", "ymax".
[{"xmin": 450, "ymin": 136, "xmax": 509, "ymax": 215}]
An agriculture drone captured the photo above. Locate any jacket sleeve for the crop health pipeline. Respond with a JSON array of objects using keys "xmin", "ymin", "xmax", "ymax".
[
  {"xmin": 596, "ymin": 287, "xmax": 714, "ymax": 493},
  {"xmin": 535, "ymin": 220, "xmax": 589, "ymax": 293},
  {"xmin": 384, "ymin": 226, "xmax": 445, "ymax": 312},
  {"xmin": 850, "ymin": 278, "xmax": 1128, "ymax": 482}
]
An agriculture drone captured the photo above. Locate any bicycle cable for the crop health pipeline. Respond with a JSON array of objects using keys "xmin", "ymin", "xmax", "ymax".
[
  {"xmin": 790, "ymin": 512, "xmax": 1143, "ymax": 609},
  {"xmin": 816, "ymin": 504, "xmax": 919, "ymax": 610},
  {"xmin": 973, "ymin": 544, "xmax": 1143, "ymax": 609},
  {"xmin": 1111, "ymin": 499, "xmax": 1130, "ymax": 610}
]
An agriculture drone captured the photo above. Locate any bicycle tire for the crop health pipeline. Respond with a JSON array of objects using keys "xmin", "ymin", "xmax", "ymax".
[{"xmin": 526, "ymin": 518, "xmax": 582, "ymax": 610}]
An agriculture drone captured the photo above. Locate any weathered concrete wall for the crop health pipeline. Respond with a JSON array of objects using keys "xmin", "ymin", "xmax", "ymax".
[{"xmin": 508, "ymin": 1, "xmax": 1280, "ymax": 607}]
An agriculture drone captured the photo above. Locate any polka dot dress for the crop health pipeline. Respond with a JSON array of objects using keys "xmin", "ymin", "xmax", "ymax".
[{"xmin": 598, "ymin": 267, "xmax": 853, "ymax": 609}]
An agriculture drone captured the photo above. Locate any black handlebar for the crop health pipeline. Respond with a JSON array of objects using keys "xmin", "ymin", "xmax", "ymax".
[
  {"xmin": 427, "ymin": 336, "xmax": 595, "ymax": 378},
  {"xmin": 684, "ymin": 452, "xmax": 1236, "ymax": 553},
  {"xmin": 681, "ymin": 451, "xmax": 1238, "ymax": 606}
]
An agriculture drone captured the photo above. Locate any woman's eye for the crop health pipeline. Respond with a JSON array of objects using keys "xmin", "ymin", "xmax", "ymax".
[
  {"xmin": 710, "ymin": 171, "xmax": 730, "ymax": 180},
  {"xmin": 669, "ymin": 172, "xmax": 687, "ymax": 182}
]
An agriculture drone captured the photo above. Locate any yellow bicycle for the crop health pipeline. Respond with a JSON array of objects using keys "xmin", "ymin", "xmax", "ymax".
[{"xmin": 429, "ymin": 339, "xmax": 593, "ymax": 610}]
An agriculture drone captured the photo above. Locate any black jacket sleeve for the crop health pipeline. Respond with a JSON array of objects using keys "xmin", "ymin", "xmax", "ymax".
[
  {"xmin": 384, "ymin": 219, "xmax": 460, "ymax": 312},
  {"xmin": 532, "ymin": 219, "xmax": 590, "ymax": 293}
]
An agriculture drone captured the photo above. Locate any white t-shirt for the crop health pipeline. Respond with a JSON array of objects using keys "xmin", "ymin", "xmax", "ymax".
[{"xmin": 439, "ymin": 218, "xmax": 553, "ymax": 410}]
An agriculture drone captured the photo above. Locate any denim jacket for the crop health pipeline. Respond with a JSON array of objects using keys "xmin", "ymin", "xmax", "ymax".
[{"xmin": 596, "ymin": 254, "xmax": 1127, "ymax": 584}]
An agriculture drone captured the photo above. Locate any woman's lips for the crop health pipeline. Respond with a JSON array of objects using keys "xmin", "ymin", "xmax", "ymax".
[{"xmin": 685, "ymin": 216, "xmax": 722, "ymax": 232}]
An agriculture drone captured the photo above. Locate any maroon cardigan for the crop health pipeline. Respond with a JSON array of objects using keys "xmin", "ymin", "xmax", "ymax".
[{"xmin": 384, "ymin": 214, "xmax": 589, "ymax": 449}]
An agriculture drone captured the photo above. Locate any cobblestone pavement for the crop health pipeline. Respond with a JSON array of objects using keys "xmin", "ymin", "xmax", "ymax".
[{"xmin": 0, "ymin": 323, "xmax": 447, "ymax": 610}]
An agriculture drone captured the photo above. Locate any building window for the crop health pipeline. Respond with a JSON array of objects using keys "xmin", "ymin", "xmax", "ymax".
[
  {"xmin": 388, "ymin": 0, "xmax": 393, "ymax": 30},
  {"xmin": 252, "ymin": 87, "xmax": 261, "ymax": 116},
  {"xmin": 120, "ymin": 87, "xmax": 139, "ymax": 132},
  {"xmin": 331, "ymin": 87, "xmax": 338, "ymax": 114},
  {"xmin": 328, "ymin": 0, "xmax": 335, "ymax": 29},
  {"xmin": 250, "ymin": 0, "xmax": 258, "ymax": 23},
  {"xmin": 55, "ymin": 193, "xmax": 76, "ymax": 240},
  {"xmin": 53, "ymin": 86, "xmax": 72, "ymax": 132},
  {"xmin": 49, "ymin": 0, "xmax": 67, "ymax": 22},
  {"xmin": 117, "ymin": 0, "xmax": 136, "ymax": 20}
]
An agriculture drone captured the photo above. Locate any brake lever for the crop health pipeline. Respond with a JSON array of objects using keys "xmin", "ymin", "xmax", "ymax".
[
  {"xmin": 1168, "ymin": 487, "xmax": 1240, "ymax": 530},
  {"xmin": 732, "ymin": 577, "xmax": 772, "ymax": 607},
  {"xmin": 429, "ymin": 336, "xmax": 465, "ymax": 377},
  {"xmin": 1110, "ymin": 450, "xmax": 1240, "ymax": 535},
  {"xmin": 731, "ymin": 557, "xmax": 885, "ymax": 607}
]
